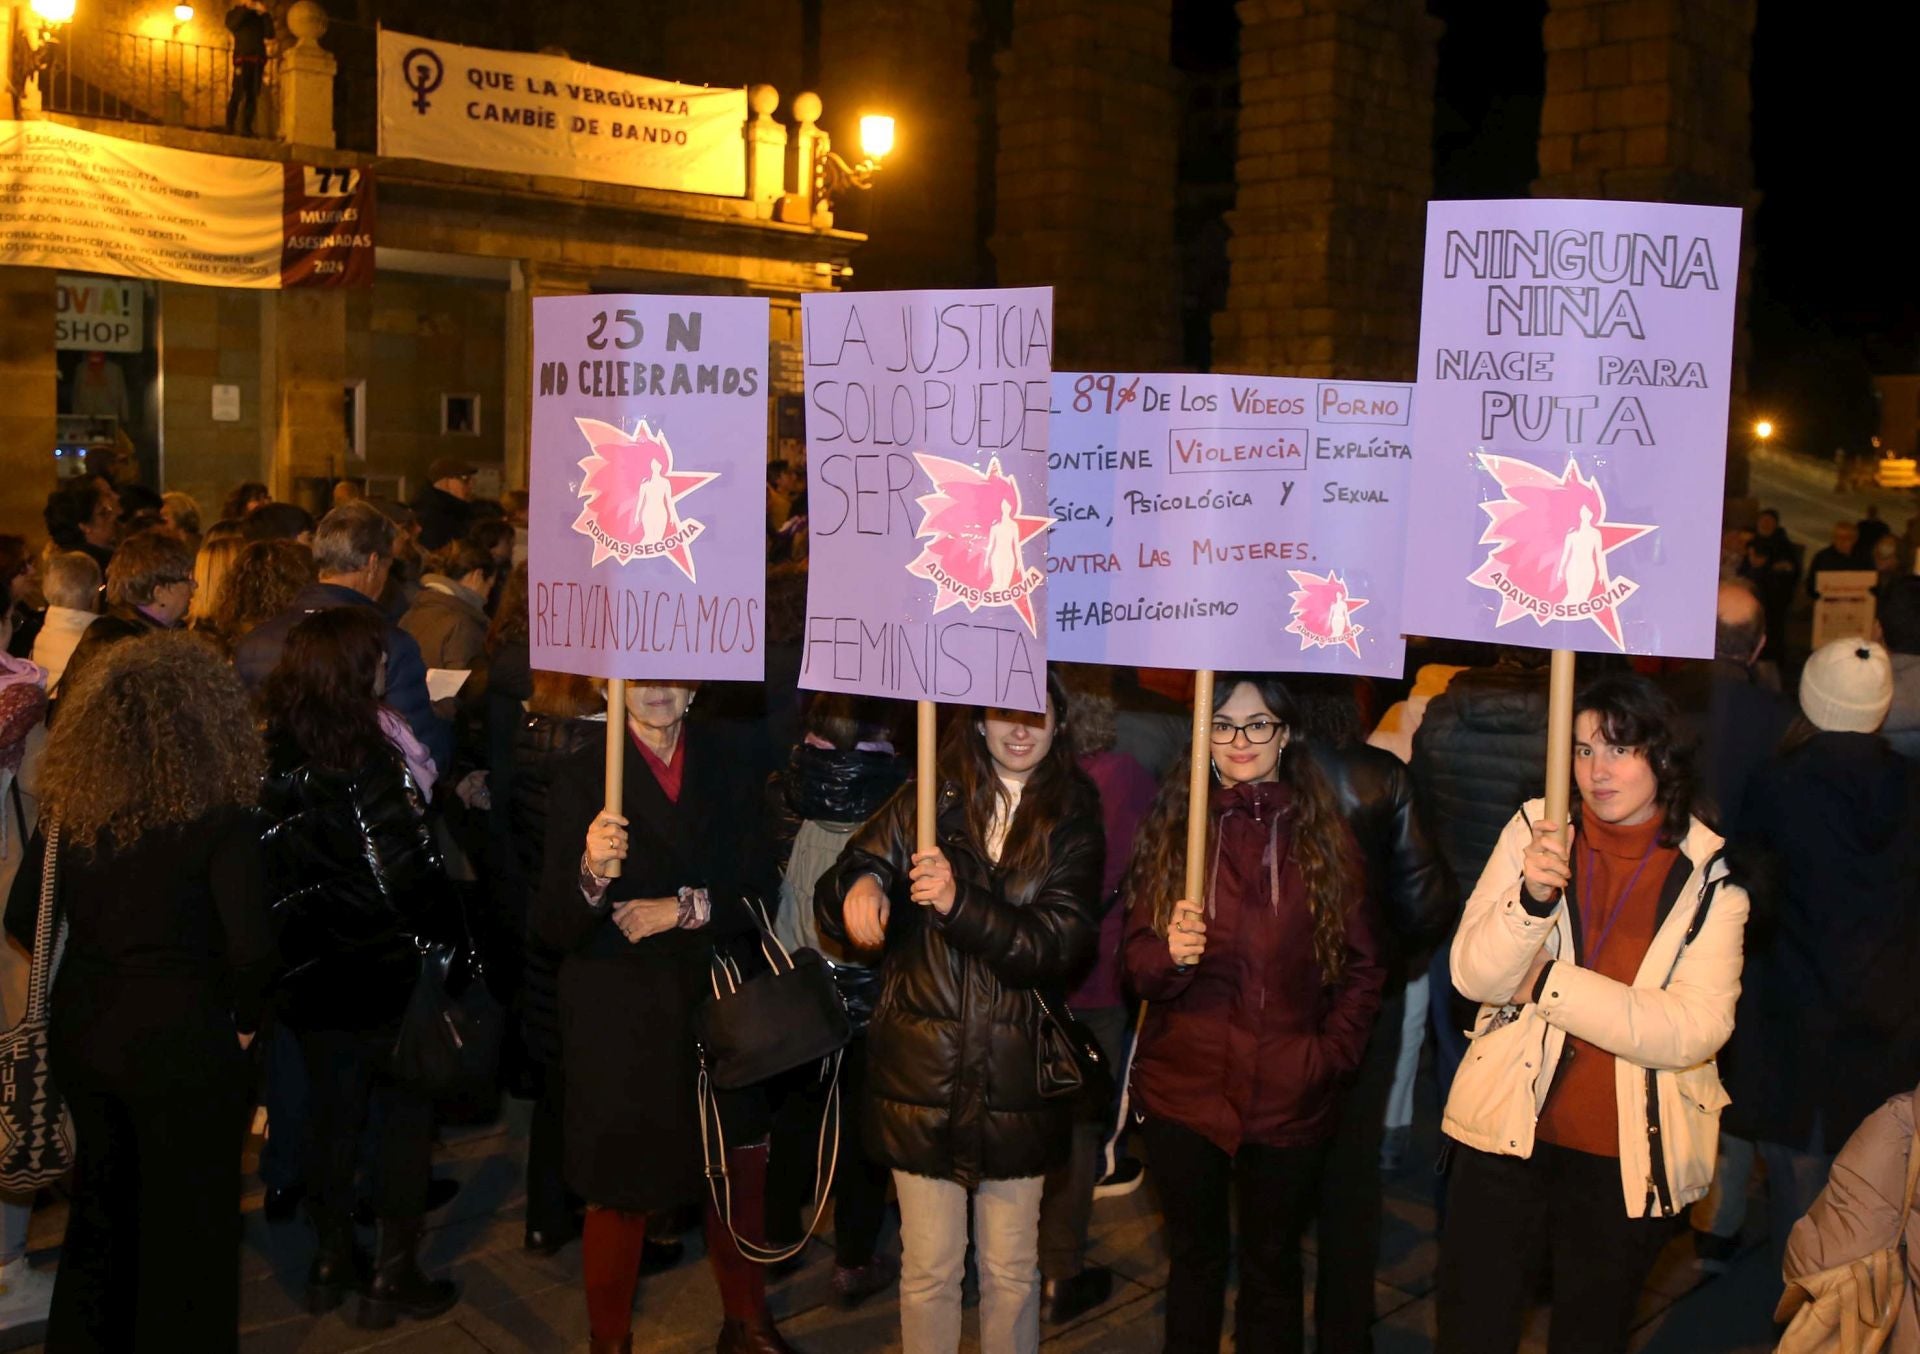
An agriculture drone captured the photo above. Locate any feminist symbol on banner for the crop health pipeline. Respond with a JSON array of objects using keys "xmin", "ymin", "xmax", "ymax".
[
  {"xmin": 906, "ymin": 454, "xmax": 1056, "ymax": 637},
  {"xmin": 569, "ymin": 418, "xmax": 718, "ymax": 580},
  {"xmin": 1286, "ymin": 570, "xmax": 1369, "ymax": 658},
  {"xmin": 401, "ymin": 48, "xmax": 444, "ymax": 114},
  {"xmin": 1466, "ymin": 454, "xmax": 1656, "ymax": 650}
]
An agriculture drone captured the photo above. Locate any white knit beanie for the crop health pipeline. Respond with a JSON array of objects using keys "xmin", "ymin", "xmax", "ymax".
[{"xmin": 1799, "ymin": 638, "xmax": 1894, "ymax": 733}]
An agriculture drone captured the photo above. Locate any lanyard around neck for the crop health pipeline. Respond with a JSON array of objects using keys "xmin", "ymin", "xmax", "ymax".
[{"xmin": 1579, "ymin": 833, "xmax": 1658, "ymax": 968}]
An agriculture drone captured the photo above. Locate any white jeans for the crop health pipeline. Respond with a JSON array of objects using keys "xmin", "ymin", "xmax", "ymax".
[{"xmin": 892, "ymin": 1170, "xmax": 1044, "ymax": 1354}]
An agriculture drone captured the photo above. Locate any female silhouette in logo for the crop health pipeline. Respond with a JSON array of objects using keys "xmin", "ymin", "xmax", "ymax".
[
  {"xmin": 630, "ymin": 458, "xmax": 674, "ymax": 544},
  {"xmin": 986, "ymin": 498, "xmax": 1021, "ymax": 591},
  {"xmin": 1325, "ymin": 577, "xmax": 1353, "ymax": 641},
  {"xmin": 1553, "ymin": 504, "xmax": 1608, "ymax": 604}
]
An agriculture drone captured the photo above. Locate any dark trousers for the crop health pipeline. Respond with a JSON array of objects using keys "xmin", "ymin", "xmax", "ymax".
[
  {"xmin": 225, "ymin": 59, "xmax": 264, "ymax": 135},
  {"xmin": 1141, "ymin": 1115, "xmax": 1326, "ymax": 1354},
  {"xmin": 52, "ymin": 1076, "xmax": 248, "ymax": 1353},
  {"xmin": 1437, "ymin": 1141, "xmax": 1679, "ymax": 1354},
  {"xmin": 526, "ymin": 1055, "xmax": 575, "ymax": 1235},
  {"xmin": 297, "ymin": 1026, "xmax": 434, "ymax": 1226},
  {"xmin": 258, "ymin": 1020, "xmax": 307, "ymax": 1190},
  {"xmin": 1038, "ymin": 1003, "xmax": 1130, "ymax": 1280},
  {"xmin": 1314, "ymin": 986, "xmax": 1404, "ymax": 1353},
  {"xmin": 767, "ymin": 1037, "xmax": 889, "ymax": 1269}
]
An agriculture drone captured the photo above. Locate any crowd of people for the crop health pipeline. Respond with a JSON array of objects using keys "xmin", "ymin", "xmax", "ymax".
[{"xmin": 0, "ymin": 466, "xmax": 1918, "ymax": 1354}]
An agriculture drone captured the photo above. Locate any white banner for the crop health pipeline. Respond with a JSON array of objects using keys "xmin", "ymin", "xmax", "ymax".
[
  {"xmin": 378, "ymin": 30, "xmax": 748, "ymax": 197},
  {"xmin": 56, "ymin": 275, "xmax": 144, "ymax": 352},
  {"xmin": 1, "ymin": 121, "xmax": 282, "ymax": 286}
]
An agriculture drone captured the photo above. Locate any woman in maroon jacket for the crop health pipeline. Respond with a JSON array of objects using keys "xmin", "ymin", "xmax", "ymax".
[{"xmin": 1123, "ymin": 674, "xmax": 1384, "ymax": 1354}]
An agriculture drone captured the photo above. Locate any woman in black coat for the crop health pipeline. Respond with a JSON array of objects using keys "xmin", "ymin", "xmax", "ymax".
[
  {"xmin": 818, "ymin": 670, "xmax": 1102, "ymax": 1354},
  {"xmin": 259, "ymin": 607, "xmax": 458, "ymax": 1329},
  {"xmin": 5, "ymin": 632, "xmax": 274, "ymax": 1353},
  {"xmin": 535, "ymin": 680, "xmax": 798, "ymax": 1354}
]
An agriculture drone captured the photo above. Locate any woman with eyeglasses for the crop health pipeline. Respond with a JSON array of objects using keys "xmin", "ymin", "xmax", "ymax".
[{"xmin": 1122, "ymin": 674, "xmax": 1384, "ymax": 1354}]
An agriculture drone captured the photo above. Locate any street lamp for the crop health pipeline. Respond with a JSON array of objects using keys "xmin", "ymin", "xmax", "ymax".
[
  {"xmin": 174, "ymin": 3, "xmax": 195, "ymax": 21},
  {"xmin": 1753, "ymin": 419, "xmax": 1774, "ymax": 441},
  {"xmin": 816, "ymin": 111, "xmax": 895, "ymax": 207},
  {"xmin": 30, "ymin": 0, "xmax": 77, "ymax": 21}
]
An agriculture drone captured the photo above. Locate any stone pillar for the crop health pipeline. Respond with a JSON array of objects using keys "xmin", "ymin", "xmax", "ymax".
[
  {"xmin": 991, "ymin": 0, "xmax": 1181, "ymax": 370},
  {"xmin": 1213, "ymin": 0, "xmax": 1439, "ymax": 381},
  {"xmin": 745, "ymin": 85, "xmax": 789, "ymax": 215},
  {"xmin": 0, "ymin": 268, "xmax": 57, "ymax": 547},
  {"xmin": 268, "ymin": 288, "xmax": 347, "ymax": 497},
  {"xmin": 275, "ymin": 1, "xmax": 336, "ymax": 149},
  {"xmin": 1534, "ymin": 0, "xmax": 1757, "ymax": 495},
  {"xmin": 818, "ymin": 0, "xmax": 981, "ymax": 290},
  {"xmin": 503, "ymin": 261, "xmax": 593, "ymax": 491}
]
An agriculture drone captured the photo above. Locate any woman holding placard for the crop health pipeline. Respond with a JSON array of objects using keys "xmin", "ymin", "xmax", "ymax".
[
  {"xmin": 537, "ymin": 681, "xmax": 797, "ymax": 1354},
  {"xmin": 817, "ymin": 670, "xmax": 1101, "ymax": 1354},
  {"xmin": 1122, "ymin": 673, "xmax": 1383, "ymax": 1354},
  {"xmin": 1435, "ymin": 673, "xmax": 1749, "ymax": 1354}
]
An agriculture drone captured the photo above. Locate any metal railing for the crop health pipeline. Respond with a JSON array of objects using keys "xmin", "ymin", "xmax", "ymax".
[{"xmin": 36, "ymin": 27, "xmax": 277, "ymax": 136}]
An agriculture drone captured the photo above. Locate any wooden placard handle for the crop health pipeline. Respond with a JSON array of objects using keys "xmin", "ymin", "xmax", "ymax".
[
  {"xmin": 915, "ymin": 699, "xmax": 937, "ymax": 855},
  {"xmin": 1543, "ymin": 650, "xmax": 1575, "ymax": 847},
  {"xmin": 602, "ymin": 677, "xmax": 626, "ymax": 879},
  {"xmin": 1183, "ymin": 669, "xmax": 1215, "ymax": 904}
]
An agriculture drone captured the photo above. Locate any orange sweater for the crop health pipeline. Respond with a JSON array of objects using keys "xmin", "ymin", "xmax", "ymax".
[{"xmin": 1536, "ymin": 812, "xmax": 1676, "ymax": 1158}]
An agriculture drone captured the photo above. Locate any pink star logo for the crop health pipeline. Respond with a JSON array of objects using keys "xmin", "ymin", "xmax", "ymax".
[
  {"xmin": 1466, "ymin": 454, "xmax": 1656, "ymax": 651},
  {"xmin": 905, "ymin": 454, "xmax": 1055, "ymax": 636},
  {"xmin": 1286, "ymin": 569, "xmax": 1369, "ymax": 658},
  {"xmin": 569, "ymin": 417, "xmax": 718, "ymax": 580}
]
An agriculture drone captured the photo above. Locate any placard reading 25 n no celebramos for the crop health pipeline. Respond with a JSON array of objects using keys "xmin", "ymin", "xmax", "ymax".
[
  {"xmin": 801, "ymin": 287, "xmax": 1054, "ymax": 714},
  {"xmin": 528, "ymin": 294, "xmax": 767, "ymax": 682},
  {"xmin": 1401, "ymin": 198, "xmax": 1742, "ymax": 658},
  {"xmin": 1045, "ymin": 373, "xmax": 1415, "ymax": 678}
]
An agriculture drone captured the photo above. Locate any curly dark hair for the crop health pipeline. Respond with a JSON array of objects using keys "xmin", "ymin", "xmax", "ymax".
[
  {"xmin": 213, "ymin": 539, "xmax": 315, "ymax": 643},
  {"xmin": 1123, "ymin": 673, "xmax": 1359, "ymax": 982},
  {"xmin": 260, "ymin": 607, "xmax": 400, "ymax": 776},
  {"xmin": 1572, "ymin": 671, "xmax": 1694, "ymax": 847},
  {"xmin": 42, "ymin": 632, "xmax": 263, "ymax": 849}
]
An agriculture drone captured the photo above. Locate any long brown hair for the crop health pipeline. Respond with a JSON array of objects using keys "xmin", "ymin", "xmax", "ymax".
[
  {"xmin": 940, "ymin": 668, "xmax": 1081, "ymax": 899},
  {"xmin": 41, "ymin": 632, "xmax": 264, "ymax": 850},
  {"xmin": 260, "ymin": 607, "xmax": 398, "ymax": 775},
  {"xmin": 1123, "ymin": 674, "xmax": 1357, "ymax": 981},
  {"xmin": 487, "ymin": 562, "xmax": 529, "ymax": 654}
]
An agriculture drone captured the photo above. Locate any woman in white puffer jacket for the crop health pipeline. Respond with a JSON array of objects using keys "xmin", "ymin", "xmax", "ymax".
[{"xmin": 1435, "ymin": 673, "xmax": 1749, "ymax": 1354}]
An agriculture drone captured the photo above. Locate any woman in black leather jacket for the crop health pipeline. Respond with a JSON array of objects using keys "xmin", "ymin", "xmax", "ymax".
[
  {"xmin": 818, "ymin": 670, "xmax": 1102, "ymax": 1354},
  {"xmin": 259, "ymin": 606, "xmax": 458, "ymax": 1329},
  {"xmin": 765, "ymin": 694, "xmax": 907, "ymax": 1305}
]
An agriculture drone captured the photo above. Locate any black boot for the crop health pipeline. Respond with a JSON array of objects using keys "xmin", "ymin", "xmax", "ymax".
[
  {"xmin": 306, "ymin": 1212, "xmax": 368, "ymax": 1315},
  {"xmin": 356, "ymin": 1217, "xmax": 459, "ymax": 1329}
]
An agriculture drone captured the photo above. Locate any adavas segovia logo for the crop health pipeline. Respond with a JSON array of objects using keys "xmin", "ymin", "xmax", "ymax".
[
  {"xmin": 1466, "ymin": 454, "xmax": 1655, "ymax": 651},
  {"xmin": 569, "ymin": 418, "xmax": 717, "ymax": 581},
  {"xmin": 1286, "ymin": 570, "xmax": 1368, "ymax": 659},
  {"xmin": 905, "ymin": 455, "xmax": 1055, "ymax": 637}
]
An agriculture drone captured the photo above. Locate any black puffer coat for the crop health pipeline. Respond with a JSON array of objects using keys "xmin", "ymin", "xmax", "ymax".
[
  {"xmin": 260, "ymin": 741, "xmax": 450, "ymax": 1032},
  {"xmin": 817, "ymin": 777, "xmax": 1102, "ymax": 1188},
  {"xmin": 1302, "ymin": 740, "xmax": 1457, "ymax": 967},
  {"xmin": 770, "ymin": 741, "xmax": 907, "ymax": 1030},
  {"xmin": 1408, "ymin": 663, "xmax": 1549, "ymax": 891}
]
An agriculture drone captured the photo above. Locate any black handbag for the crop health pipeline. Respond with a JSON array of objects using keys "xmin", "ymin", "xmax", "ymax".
[
  {"xmin": 0, "ymin": 823, "xmax": 74, "ymax": 1193},
  {"xmin": 391, "ymin": 935, "xmax": 505, "ymax": 1097},
  {"xmin": 694, "ymin": 900, "xmax": 851, "ymax": 1265},
  {"xmin": 1034, "ymin": 990, "xmax": 1117, "ymax": 1122}
]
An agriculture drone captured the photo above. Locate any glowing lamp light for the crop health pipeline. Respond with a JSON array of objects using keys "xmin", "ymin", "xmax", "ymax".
[
  {"xmin": 174, "ymin": 2, "xmax": 194, "ymax": 20},
  {"xmin": 858, "ymin": 115, "xmax": 895, "ymax": 163},
  {"xmin": 1754, "ymin": 419, "xmax": 1774, "ymax": 441},
  {"xmin": 31, "ymin": 0, "xmax": 77, "ymax": 23}
]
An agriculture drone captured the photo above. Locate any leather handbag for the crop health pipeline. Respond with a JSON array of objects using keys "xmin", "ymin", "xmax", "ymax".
[
  {"xmin": 391, "ymin": 934, "xmax": 505, "ymax": 1097},
  {"xmin": 1776, "ymin": 1089, "xmax": 1920, "ymax": 1354},
  {"xmin": 0, "ymin": 824, "xmax": 75, "ymax": 1192},
  {"xmin": 1034, "ymin": 989, "xmax": 1117, "ymax": 1121},
  {"xmin": 693, "ymin": 899, "xmax": 851, "ymax": 1092},
  {"xmin": 695, "ymin": 899, "xmax": 851, "ymax": 1264}
]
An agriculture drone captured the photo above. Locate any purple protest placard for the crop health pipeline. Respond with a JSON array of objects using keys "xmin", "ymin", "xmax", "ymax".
[
  {"xmin": 528, "ymin": 294, "xmax": 768, "ymax": 681},
  {"xmin": 800, "ymin": 287, "xmax": 1054, "ymax": 713},
  {"xmin": 1401, "ymin": 199, "xmax": 1743, "ymax": 657},
  {"xmin": 1045, "ymin": 373, "xmax": 1413, "ymax": 677}
]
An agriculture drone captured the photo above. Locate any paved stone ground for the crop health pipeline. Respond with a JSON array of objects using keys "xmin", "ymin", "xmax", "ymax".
[{"xmin": 2, "ymin": 1078, "xmax": 1782, "ymax": 1353}]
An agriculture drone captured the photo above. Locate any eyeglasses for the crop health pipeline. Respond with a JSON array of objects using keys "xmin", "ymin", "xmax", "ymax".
[{"xmin": 1210, "ymin": 718, "xmax": 1284, "ymax": 746}]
